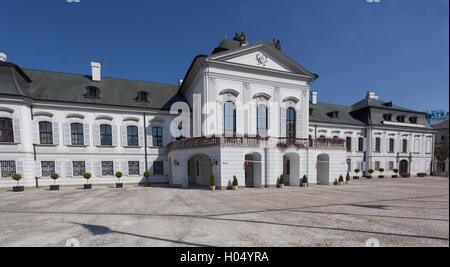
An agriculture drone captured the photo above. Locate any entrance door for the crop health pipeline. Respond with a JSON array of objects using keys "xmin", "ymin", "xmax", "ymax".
[
  {"xmin": 245, "ymin": 162, "xmax": 254, "ymax": 187},
  {"xmin": 399, "ymin": 160, "xmax": 409, "ymax": 174}
]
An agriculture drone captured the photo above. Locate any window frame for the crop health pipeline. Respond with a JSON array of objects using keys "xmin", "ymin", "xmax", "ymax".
[
  {"xmin": 346, "ymin": 137, "xmax": 352, "ymax": 152},
  {"xmin": 0, "ymin": 118, "xmax": 14, "ymax": 143},
  {"xmin": 257, "ymin": 104, "xmax": 268, "ymax": 137},
  {"xmin": 389, "ymin": 138, "xmax": 395, "ymax": 153},
  {"xmin": 128, "ymin": 161, "xmax": 140, "ymax": 176},
  {"xmin": 224, "ymin": 101, "xmax": 236, "ymax": 136},
  {"xmin": 153, "ymin": 161, "xmax": 164, "ymax": 175},
  {"xmin": 100, "ymin": 124, "xmax": 113, "ymax": 146},
  {"xmin": 39, "ymin": 121, "xmax": 53, "ymax": 145},
  {"xmin": 71, "ymin": 123, "xmax": 84, "ymax": 145},
  {"xmin": 358, "ymin": 137, "xmax": 364, "ymax": 152},
  {"xmin": 375, "ymin": 137, "xmax": 381, "ymax": 152},
  {"xmin": 41, "ymin": 161, "xmax": 56, "ymax": 177},
  {"xmin": 286, "ymin": 107, "xmax": 296, "ymax": 139},
  {"xmin": 101, "ymin": 161, "xmax": 114, "ymax": 177},
  {"xmin": 127, "ymin": 126, "xmax": 139, "ymax": 147},
  {"xmin": 72, "ymin": 161, "xmax": 86, "ymax": 177},
  {"xmin": 152, "ymin": 127, "xmax": 163, "ymax": 147}
]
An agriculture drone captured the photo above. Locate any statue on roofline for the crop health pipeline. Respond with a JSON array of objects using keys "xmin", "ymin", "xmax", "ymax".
[{"xmin": 233, "ymin": 31, "xmax": 249, "ymax": 46}]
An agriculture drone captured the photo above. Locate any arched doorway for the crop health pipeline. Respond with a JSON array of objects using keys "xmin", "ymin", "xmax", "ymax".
[
  {"xmin": 187, "ymin": 154, "xmax": 212, "ymax": 186},
  {"xmin": 283, "ymin": 153, "xmax": 300, "ymax": 186},
  {"xmin": 317, "ymin": 154, "xmax": 330, "ymax": 185},
  {"xmin": 399, "ymin": 160, "xmax": 409, "ymax": 174},
  {"xmin": 245, "ymin": 153, "xmax": 262, "ymax": 187}
]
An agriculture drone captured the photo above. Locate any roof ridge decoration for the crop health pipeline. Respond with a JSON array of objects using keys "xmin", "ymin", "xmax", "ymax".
[{"xmin": 233, "ymin": 31, "xmax": 249, "ymax": 47}]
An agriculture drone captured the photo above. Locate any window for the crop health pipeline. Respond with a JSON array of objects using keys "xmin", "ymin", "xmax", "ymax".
[
  {"xmin": 137, "ymin": 91, "xmax": 149, "ymax": 102},
  {"xmin": 127, "ymin": 126, "xmax": 139, "ymax": 146},
  {"xmin": 71, "ymin": 123, "xmax": 84, "ymax": 145},
  {"xmin": 389, "ymin": 161, "xmax": 394, "ymax": 171},
  {"xmin": 0, "ymin": 118, "xmax": 14, "ymax": 143},
  {"xmin": 346, "ymin": 137, "xmax": 352, "ymax": 152},
  {"xmin": 38, "ymin": 121, "xmax": 53, "ymax": 145},
  {"xmin": 414, "ymin": 139, "xmax": 420, "ymax": 154},
  {"xmin": 426, "ymin": 140, "xmax": 432, "ymax": 154},
  {"xmin": 286, "ymin": 108, "xmax": 296, "ymax": 139},
  {"xmin": 358, "ymin": 137, "xmax": 364, "ymax": 152},
  {"xmin": 101, "ymin": 161, "xmax": 114, "ymax": 176},
  {"xmin": 1, "ymin": 161, "xmax": 16, "ymax": 178},
  {"xmin": 128, "ymin": 161, "xmax": 140, "ymax": 175},
  {"xmin": 409, "ymin": 117, "xmax": 418, "ymax": 124},
  {"xmin": 402, "ymin": 139, "xmax": 408, "ymax": 153},
  {"xmin": 375, "ymin": 138, "xmax": 381, "ymax": 152},
  {"xmin": 86, "ymin": 86, "xmax": 100, "ymax": 98},
  {"xmin": 152, "ymin": 127, "xmax": 163, "ymax": 147},
  {"xmin": 41, "ymin": 161, "xmax": 55, "ymax": 177},
  {"xmin": 100, "ymin": 124, "xmax": 112, "ymax": 146},
  {"xmin": 375, "ymin": 161, "xmax": 381, "ymax": 171},
  {"xmin": 257, "ymin": 104, "xmax": 268, "ymax": 137},
  {"xmin": 397, "ymin": 115, "xmax": 405, "ymax": 123},
  {"xmin": 224, "ymin": 101, "xmax": 236, "ymax": 136},
  {"xmin": 153, "ymin": 161, "xmax": 164, "ymax": 175},
  {"xmin": 383, "ymin": 114, "xmax": 392, "ymax": 121},
  {"xmin": 72, "ymin": 161, "xmax": 86, "ymax": 177},
  {"xmin": 327, "ymin": 111, "xmax": 339, "ymax": 119},
  {"xmin": 389, "ymin": 138, "xmax": 395, "ymax": 153}
]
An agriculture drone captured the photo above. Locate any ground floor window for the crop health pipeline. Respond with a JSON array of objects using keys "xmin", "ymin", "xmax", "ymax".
[
  {"xmin": 153, "ymin": 161, "xmax": 164, "ymax": 175},
  {"xmin": 375, "ymin": 161, "xmax": 381, "ymax": 171},
  {"xmin": 41, "ymin": 161, "xmax": 55, "ymax": 177},
  {"xmin": 1, "ymin": 161, "xmax": 16, "ymax": 178},
  {"xmin": 101, "ymin": 161, "xmax": 114, "ymax": 176},
  {"xmin": 389, "ymin": 161, "xmax": 394, "ymax": 171},
  {"xmin": 128, "ymin": 161, "xmax": 140, "ymax": 175},
  {"xmin": 73, "ymin": 161, "xmax": 86, "ymax": 177}
]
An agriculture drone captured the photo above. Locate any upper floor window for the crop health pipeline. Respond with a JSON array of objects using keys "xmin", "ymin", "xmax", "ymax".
[
  {"xmin": 86, "ymin": 86, "xmax": 100, "ymax": 98},
  {"xmin": 375, "ymin": 137, "xmax": 381, "ymax": 152},
  {"xmin": 286, "ymin": 108, "xmax": 296, "ymax": 139},
  {"xmin": 0, "ymin": 118, "xmax": 13, "ymax": 143},
  {"xmin": 327, "ymin": 111, "xmax": 339, "ymax": 119},
  {"xmin": 346, "ymin": 137, "xmax": 352, "ymax": 152},
  {"xmin": 402, "ymin": 139, "xmax": 408, "ymax": 153},
  {"xmin": 389, "ymin": 138, "xmax": 395, "ymax": 153},
  {"xmin": 397, "ymin": 115, "xmax": 406, "ymax": 123},
  {"xmin": 39, "ymin": 121, "xmax": 53, "ymax": 144},
  {"xmin": 409, "ymin": 116, "xmax": 418, "ymax": 124},
  {"xmin": 358, "ymin": 137, "xmax": 364, "ymax": 152},
  {"xmin": 152, "ymin": 127, "xmax": 163, "ymax": 147},
  {"xmin": 383, "ymin": 114, "xmax": 392, "ymax": 121},
  {"xmin": 100, "ymin": 124, "xmax": 112, "ymax": 146},
  {"xmin": 127, "ymin": 126, "xmax": 139, "ymax": 146},
  {"xmin": 71, "ymin": 123, "xmax": 84, "ymax": 145},
  {"xmin": 224, "ymin": 101, "xmax": 236, "ymax": 136},
  {"xmin": 137, "ymin": 91, "xmax": 149, "ymax": 102},
  {"xmin": 257, "ymin": 104, "xmax": 268, "ymax": 137}
]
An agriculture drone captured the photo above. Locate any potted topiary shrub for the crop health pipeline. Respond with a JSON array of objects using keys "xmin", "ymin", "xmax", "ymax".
[
  {"xmin": 83, "ymin": 173, "xmax": 92, "ymax": 189},
  {"xmin": 12, "ymin": 173, "xmax": 24, "ymax": 192},
  {"xmin": 144, "ymin": 171, "xmax": 151, "ymax": 186},
  {"xmin": 338, "ymin": 175, "xmax": 344, "ymax": 185},
  {"xmin": 417, "ymin": 173, "xmax": 427, "ymax": 178},
  {"xmin": 346, "ymin": 172, "xmax": 351, "ymax": 184},
  {"xmin": 378, "ymin": 168, "xmax": 385, "ymax": 179},
  {"xmin": 210, "ymin": 174, "xmax": 216, "ymax": 191},
  {"xmin": 392, "ymin": 169, "xmax": 399, "ymax": 178},
  {"xmin": 115, "ymin": 171, "xmax": 123, "ymax": 188},
  {"xmin": 401, "ymin": 173, "xmax": 411, "ymax": 178},
  {"xmin": 301, "ymin": 175, "xmax": 309, "ymax": 187},
  {"xmin": 354, "ymin": 169, "xmax": 361, "ymax": 180},
  {"xmin": 50, "ymin": 173, "xmax": 60, "ymax": 191},
  {"xmin": 232, "ymin": 176, "xmax": 238, "ymax": 190},
  {"xmin": 367, "ymin": 169, "xmax": 374, "ymax": 179},
  {"xmin": 279, "ymin": 175, "xmax": 285, "ymax": 188}
]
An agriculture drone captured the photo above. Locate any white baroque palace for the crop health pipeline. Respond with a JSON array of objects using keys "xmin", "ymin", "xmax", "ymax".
[{"xmin": 0, "ymin": 37, "xmax": 435, "ymax": 188}]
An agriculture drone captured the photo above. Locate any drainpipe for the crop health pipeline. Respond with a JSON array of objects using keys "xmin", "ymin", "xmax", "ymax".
[
  {"xmin": 30, "ymin": 104, "xmax": 38, "ymax": 188},
  {"xmin": 143, "ymin": 112, "xmax": 149, "ymax": 186}
]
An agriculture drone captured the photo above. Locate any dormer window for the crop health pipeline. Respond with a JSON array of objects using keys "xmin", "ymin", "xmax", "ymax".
[
  {"xmin": 409, "ymin": 116, "xmax": 418, "ymax": 124},
  {"xmin": 327, "ymin": 111, "xmax": 339, "ymax": 119},
  {"xmin": 383, "ymin": 114, "xmax": 392, "ymax": 121},
  {"xmin": 397, "ymin": 115, "xmax": 406, "ymax": 123},
  {"xmin": 383, "ymin": 102, "xmax": 393, "ymax": 107},
  {"xmin": 137, "ymin": 91, "xmax": 149, "ymax": 102},
  {"xmin": 85, "ymin": 86, "xmax": 100, "ymax": 99}
]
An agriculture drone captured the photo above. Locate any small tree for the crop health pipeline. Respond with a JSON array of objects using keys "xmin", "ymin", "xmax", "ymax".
[
  {"xmin": 346, "ymin": 172, "xmax": 351, "ymax": 182},
  {"xmin": 435, "ymin": 138, "xmax": 449, "ymax": 164},
  {"xmin": 393, "ymin": 169, "xmax": 399, "ymax": 174},
  {"xmin": 232, "ymin": 176, "xmax": 238, "ymax": 187},
  {"xmin": 115, "ymin": 171, "xmax": 123, "ymax": 183},
  {"xmin": 368, "ymin": 169, "xmax": 374, "ymax": 175},
  {"xmin": 339, "ymin": 175, "xmax": 344, "ymax": 183},
  {"xmin": 50, "ymin": 173, "xmax": 59, "ymax": 185},
  {"xmin": 12, "ymin": 173, "xmax": 22, "ymax": 187},
  {"xmin": 302, "ymin": 175, "xmax": 308, "ymax": 184},
  {"xmin": 354, "ymin": 169, "xmax": 361, "ymax": 174},
  {"xmin": 379, "ymin": 168, "xmax": 385, "ymax": 175},
  {"xmin": 210, "ymin": 174, "xmax": 216, "ymax": 187},
  {"xmin": 144, "ymin": 171, "xmax": 150, "ymax": 178},
  {"xmin": 83, "ymin": 173, "xmax": 92, "ymax": 184},
  {"xmin": 279, "ymin": 175, "xmax": 285, "ymax": 185}
]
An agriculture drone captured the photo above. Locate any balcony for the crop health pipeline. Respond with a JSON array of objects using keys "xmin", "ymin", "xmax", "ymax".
[{"xmin": 167, "ymin": 136, "xmax": 345, "ymax": 151}]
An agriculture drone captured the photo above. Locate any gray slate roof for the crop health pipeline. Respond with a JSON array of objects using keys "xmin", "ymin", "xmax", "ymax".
[
  {"xmin": 310, "ymin": 102, "xmax": 366, "ymax": 126},
  {"xmin": 351, "ymin": 97, "xmax": 421, "ymax": 113}
]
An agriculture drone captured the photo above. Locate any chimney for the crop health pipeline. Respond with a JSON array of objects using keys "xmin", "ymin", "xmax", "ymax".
[
  {"xmin": 179, "ymin": 78, "xmax": 184, "ymax": 86},
  {"xmin": 311, "ymin": 91, "xmax": 318, "ymax": 105},
  {"xmin": 91, "ymin": 61, "xmax": 101, "ymax": 82},
  {"xmin": 0, "ymin": 52, "xmax": 7, "ymax": 62},
  {"xmin": 366, "ymin": 91, "xmax": 379, "ymax": 100}
]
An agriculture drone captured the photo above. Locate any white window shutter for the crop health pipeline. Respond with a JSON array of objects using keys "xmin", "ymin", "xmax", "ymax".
[
  {"xmin": 112, "ymin": 125, "xmax": 118, "ymax": 147},
  {"xmin": 121, "ymin": 126, "xmax": 127, "ymax": 147},
  {"xmin": 280, "ymin": 107, "xmax": 286, "ymax": 138},
  {"xmin": 53, "ymin": 122, "xmax": 60, "ymax": 145},
  {"xmin": 93, "ymin": 124, "xmax": 100, "ymax": 146},
  {"xmin": 139, "ymin": 160, "xmax": 145, "ymax": 175},
  {"xmin": 85, "ymin": 161, "xmax": 92, "ymax": 174},
  {"xmin": 147, "ymin": 127, "xmax": 153, "ymax": 147},
  {"xmin": 13, "ymin": 119, "xmax": 21, "ymax": 144},
  {"xmin": 15, "ymin": 160, "xmax": 24, "ymax": 176},
  {"xmin": 94, "ymin": 161, "xmax": 101, "ymax": 177},
  {"xmin": 296, "ymin": 107, "xmax": 302, "ymax": 139},
  {"xmin": 65, "ymin": 161, "xmax": 73, "ymax": 177},
  {"xmin": 122, "ymin": 161, "xmax": 129, "ymax": 176},
  {"xmin": 34, "ymin": 160, "xmax": 42, "ymax": 178},
  {"xmin": 83, "ymin": 124, "xmax": 90, "ymax": 146},
  {"xmin": 138, "ymin": 126, "xmax": 144, "ymax": 147},
  {"xmin": 55, "ymin": 161, "xmax": 62, "ymax": 177},
  {"xmin": 32, "ymin": 121, "xmax": 39, "ymax": 144},
  {"xmin": 63, "ymin": 123, "xmax": 71, "ymax": 145},
  {"xmin": 114, "ymin": 160, "xmax": 120, "ymax": 174}
]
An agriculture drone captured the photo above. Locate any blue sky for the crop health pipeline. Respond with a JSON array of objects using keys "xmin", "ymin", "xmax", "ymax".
[{"xmin": 1, "ymin": 0, "xmax": 448, "ymax": 112}]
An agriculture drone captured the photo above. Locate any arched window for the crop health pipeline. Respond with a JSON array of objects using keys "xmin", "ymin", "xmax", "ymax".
[
  {"xmin": 257, "ymin": 104, "xmax": 268, "ymax": 137},
  {"xmin": 39, "ymin": 121, "xmax": 53, "ymax": 144},
  {"xmin": 0, "ymin": 118, "xmax": 13, "ymax": 143},
  {"xmin": 71, "ymin": 123, "xmax": 84, "ymax": 145},
  {"xmin": 286, "ymin": 108, "xmax": 296, "ymax": 139},
  {"xmin": 100, "ymin": 124, "xmax": 112, "ymax": 146},
  {"xmin": 358, "ymin": 137, "xmax": 364, "ymax": 152},
  {"xmin": 224, "ymin": 101, "xmax": 236, "ymax": 136},
  {"xmin": 152, "ymin": 127, "xmax": 163, "ymax": 147},
  {"xmin": 346, "ymin": 137, "xmax": 352, "ymax": 152},
  {"xmin": 402, "ymin": 139, "xmax": 408, "ymax": 153},
  {"xmin": 375, "ymin": 137, "xmax": 381, "ymax": 152},
  {"xmin": 127, "ymin": 126, "xmax": 139, "ymax": 147}
]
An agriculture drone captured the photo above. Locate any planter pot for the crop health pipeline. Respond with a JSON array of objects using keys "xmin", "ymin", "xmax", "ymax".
[
  {"xmin": 379, "ymin": 175, "xmax": 385, "ymax": 179},
  {"xmin": 366, "ymin": 176, "xmax": 373, "ymax": 179},
  {"xmin": 300, "ymin": 183, "xmax": 309, "ymax": 187},
  {"xmin": 353, "ymin": 176, "xmax": 360, "ymax": 180},
  {"xmin": 392, "ymin": 175, "xmax": 398, "ymax": 178},
  {"xmin": 210, "ymin": 186, "xmax": 216, "ymax": 191},
  {"xmin": 50, "ymin": 185, "xmax": 60, "ymax": 191},
  {"xmin": 13, "ymin": 186, "xmax": 24, "ymax": 192},
  {"xmin": 84, "ymin": 184, "xmax": 92, "ymax": 190},
  {"xmin": 338, "ymin": 182, "xmax": 344, "ymax": 185},
  {"xmin": 345, "ymin": 181, "xmax": 350, "ymax": 184},
  {"xmin": 116, "ymin": 183, "xmax": 123, "ymax": 188},
  {"xmin": 279, "ymin": 184, "xmax": 285, "ymax": 189},
  {"xmin": 232, "ymin": 186, "xmax": 238, "ymax": 190}
]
